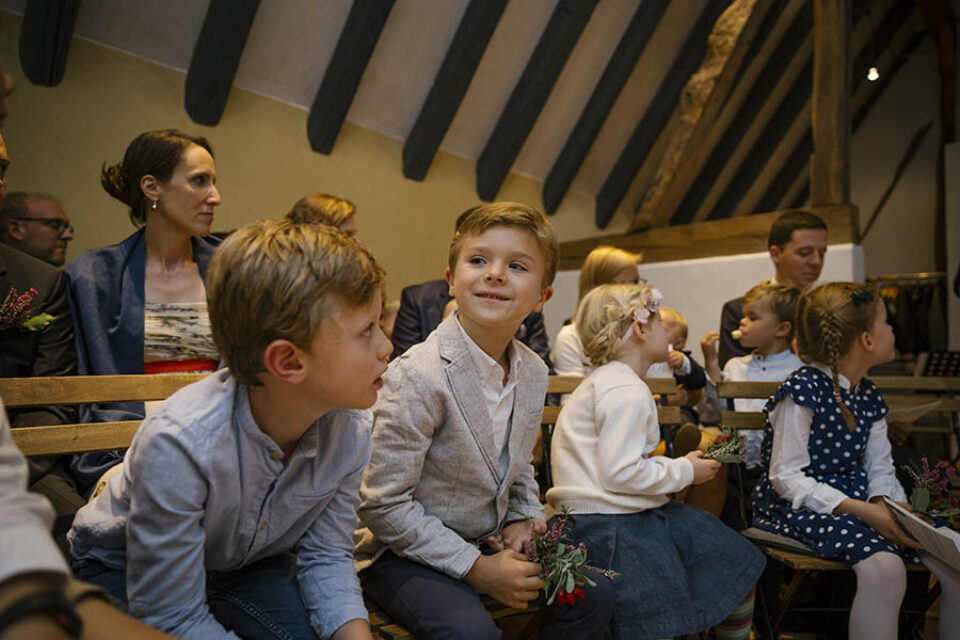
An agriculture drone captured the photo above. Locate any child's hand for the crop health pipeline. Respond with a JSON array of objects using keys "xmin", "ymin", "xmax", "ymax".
[
  {"xmin": 668, "ymin": 349, "xmax": 686, "ymax": 372},
  {"xmin": 842, "ymin": 499, "xmax": 923, "ymax": 549},
  {"xmin": 464, "ymin": 550, "xmax": 544, "ymax": 608},
  {"xmin": 665, "ymin": 388, "xmax": 690, "ymax": 407},
  {"xmin": 685, "ymin": 450, "xmax": 722, "ymax": 485},
  {"xmin": 700, "ymin": 332, "xmax": 720, "ymax": 363},
  {"xmin": 500, "ymin": 518, "xmax": 547, "ymax": 553},
  {"xmin": 481, "ymin": 532, "xmax": 505, "ymax": 551}
]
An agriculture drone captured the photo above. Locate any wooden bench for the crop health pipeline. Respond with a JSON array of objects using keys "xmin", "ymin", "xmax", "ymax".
[{"xmin": 717, "ymin": 376, "xmax": 960, "ymax": 635}]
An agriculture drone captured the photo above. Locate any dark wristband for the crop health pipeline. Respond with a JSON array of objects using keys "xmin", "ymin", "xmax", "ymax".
[{"xmin": 0, "ymin": 590, "xmax": 82, "ymax": 637}]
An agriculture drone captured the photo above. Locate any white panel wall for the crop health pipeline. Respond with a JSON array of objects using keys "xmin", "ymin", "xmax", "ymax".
[{"xmin": 543, "ymin": 244, "xmax": 864, "ymax": 365}]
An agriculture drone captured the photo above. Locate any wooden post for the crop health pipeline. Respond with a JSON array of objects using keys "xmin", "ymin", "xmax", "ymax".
[{"xmin": 810, "ymin": 0, "xmax": 851, "ymax": 206}]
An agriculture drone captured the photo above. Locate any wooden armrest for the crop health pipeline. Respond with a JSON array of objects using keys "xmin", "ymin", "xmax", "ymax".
[{"xmin": 11, "ymin": 421, "xmax": 142, "ymax": 456}]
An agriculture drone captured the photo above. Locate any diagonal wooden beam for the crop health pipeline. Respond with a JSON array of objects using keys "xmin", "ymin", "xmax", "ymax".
[
  {"xmin": 18, "ymin": 0, "xmax": 81, "ymax": 87},
  {"xmin": 541, "ymin": 0, "xmax": 670, "ymax": 214},
  {"xmin": 475, "ymin": 0, "xmax": 599, "ymax": 201},
  {"xmin": 184, "ymin": 0, "xmax": 261, "ymax": 126},
  {"xmin": 667, "ymin": 1, "xmax": 814, "ymax": 225},
  {"xmin": 307, "ymin": 0, "xmax": 395, "ymax": 154},
  {"xmin": 595, "ymin": 0, "xmax": 731, "ymax": 229},
  {"xmin": 402, "ymin": 0, "xmax": 508, "ymax": 181},
  {"xmin": 631, "ymin": 0, "xmax": 775, "ymax": 231}
]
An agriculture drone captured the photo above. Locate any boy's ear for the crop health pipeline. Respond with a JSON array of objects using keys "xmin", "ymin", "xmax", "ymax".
[
  {"xmin": 532, "ymin": 285, "xmax": 553, "ymax": 312},
  {"xmin": 261, "ymin": 339, "xmax": 308, "ymax": 384},
  {"xmin": 769, "ymin": 245, "xmax": 782, "ymax": 267},
  {"xmin": 5, "ymin": 219, "xmax": 25, "ymax": 241},
  {"xmin": 445, "ymin": 267, "xmax": 455, "ymax": 296},
  {"xmin": 774, "ymin": 320, "xmax": 793, "ymax": 338}
]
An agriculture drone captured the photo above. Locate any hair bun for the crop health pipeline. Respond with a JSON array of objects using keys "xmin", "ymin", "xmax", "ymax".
[{"xmin": 100, "ymin": 162, "xmax": 133, "ymax": 206}]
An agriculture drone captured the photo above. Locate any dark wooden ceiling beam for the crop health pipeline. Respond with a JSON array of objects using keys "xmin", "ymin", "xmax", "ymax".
[
  {"xmin": 18, "ymin": 0, "xmax": 81, "ymax": 87},
  {"xmin": 594, "ymin": 0, "xmax": 731, "ymax": 229},
  {"xmin": 475, "ymin": 0, "xmax": 599, "ymax": 201},
  {"xmin": 307, "ymin": 0, "xmax": 395, "ymax": 154},
  {"xmin": 632, "ymin": 0, "xmax": 776, "ymax": 231},
  {"xmin": 541, "ymin": 0, "xmax": 669, "ymax": 214},
  {"xmin": 184, "ymin": 0, "xmax": 260, "ymax": 126},
  {"xmin": 810, "ymin": 0, "xmax": 852, "ymax": 207},
  {"xmin": 402, "ymin": 0, "xmax": 508, "ymax": 181}
]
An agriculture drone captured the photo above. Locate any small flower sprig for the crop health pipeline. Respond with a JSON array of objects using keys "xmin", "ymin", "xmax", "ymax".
[
  {"xmin": 904, "ymin": 458, "xmax": 960, "ymax": 525},
  {"xmin": 0, "ymin": 286, "xmax": 56, "ymax": 332},
  {"xmin": 513, "ymin": 507, "xmax": 618, "ymax": 606},
  {"xmin": 703, "ymin": 429, "xmax": 743, "ymax": 464}
]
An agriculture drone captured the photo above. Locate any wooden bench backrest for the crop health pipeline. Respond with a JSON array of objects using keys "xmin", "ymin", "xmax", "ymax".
[{"xmin": 716, "ymin": 377, "xmax": 960, "ymax": 431}]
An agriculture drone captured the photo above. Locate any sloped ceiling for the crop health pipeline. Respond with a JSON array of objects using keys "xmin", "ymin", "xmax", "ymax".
[{"xmin": 3, "ymin": 0, "xmax": 932, "ymax": 231}]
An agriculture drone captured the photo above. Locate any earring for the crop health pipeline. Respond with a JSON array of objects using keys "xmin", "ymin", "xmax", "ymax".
[{"xmin": 150, "ymin": 200, "xmax": 158, "ymax": 211}]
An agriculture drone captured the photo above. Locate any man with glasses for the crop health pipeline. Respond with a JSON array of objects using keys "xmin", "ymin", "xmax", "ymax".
[
  {"xmin": 0, "ymin": 131, "xmax": 82, "ymax": 540},
  {"xmin": 0, "ymin": 192, "xmax": 74, "ymax": 267}
]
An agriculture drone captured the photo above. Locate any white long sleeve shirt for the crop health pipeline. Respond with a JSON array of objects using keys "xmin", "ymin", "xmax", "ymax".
[{"xmin": 546, "ymin": 360, "xmax": 694, "ymax": 514}]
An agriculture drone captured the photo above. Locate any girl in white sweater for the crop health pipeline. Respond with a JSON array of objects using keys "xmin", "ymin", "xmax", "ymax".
[{"xmin": 546, "ymin": 284, "xmax": 765, "ymax": 639}]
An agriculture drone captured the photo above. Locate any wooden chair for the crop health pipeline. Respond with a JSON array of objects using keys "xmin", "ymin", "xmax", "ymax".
[{"xmin": 716, "ymin": 377, "xmax": 959, "ymax": 635}]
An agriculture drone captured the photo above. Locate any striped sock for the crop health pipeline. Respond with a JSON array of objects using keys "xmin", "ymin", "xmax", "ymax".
[{"xmin": 714, "ymin": 585, "xmax": 756, "ymax": 640}]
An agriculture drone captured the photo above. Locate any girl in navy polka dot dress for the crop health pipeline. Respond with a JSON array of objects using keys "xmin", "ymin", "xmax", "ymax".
[{"xmin": 752, "ymin": 282, "xmax": 960, "ymax": 640}]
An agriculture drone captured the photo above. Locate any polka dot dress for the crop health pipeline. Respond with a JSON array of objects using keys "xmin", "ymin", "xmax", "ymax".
[{"xmin": 751, "ymin": 366, "xmax": 920, "ymax": 566}]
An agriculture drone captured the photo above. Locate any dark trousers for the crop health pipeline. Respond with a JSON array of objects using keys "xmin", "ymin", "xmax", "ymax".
[
  {"xmin": 73, "ymin": 554, "xmax": 317, "ymax": 639},
  {"xmin": 361, "ymin": 549, "xmax": 614, "ymax": 640}
]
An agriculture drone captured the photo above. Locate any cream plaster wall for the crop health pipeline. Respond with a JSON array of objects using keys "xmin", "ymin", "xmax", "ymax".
[{"xmin": 0, "ymin": 12, "xmax": 630, "ymax": 303}]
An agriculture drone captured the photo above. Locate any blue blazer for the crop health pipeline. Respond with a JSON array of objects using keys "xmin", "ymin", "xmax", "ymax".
[{"xmin": 65, "ymin": 229, "xmax": 220, "ymax": 489}]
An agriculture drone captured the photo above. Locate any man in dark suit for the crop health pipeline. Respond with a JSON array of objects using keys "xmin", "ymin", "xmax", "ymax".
[
  {"xmin": 391, "ymin": 278, "xmax": 552, "ymax": 368},
  {"xmin": 0, "ymin": 242, "xmax": 83, "ymax": 518},
  {"xmin": 718, "ymin": 210, "xmax": 828, "ymax": 368}
]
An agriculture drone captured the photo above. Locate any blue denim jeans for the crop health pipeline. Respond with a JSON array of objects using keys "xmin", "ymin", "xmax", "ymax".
[
  {"xmin": 361, "ymin": 549, "xmax": 614, "ymax": 640},
  {"xmin": 73, "ymin": 554, "xmax": 317, "ymax": 639}
]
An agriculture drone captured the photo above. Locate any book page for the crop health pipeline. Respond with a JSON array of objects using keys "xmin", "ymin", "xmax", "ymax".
[{"xmin": 883, "ymin": 497, "xmax": 960, "ymax": 573}]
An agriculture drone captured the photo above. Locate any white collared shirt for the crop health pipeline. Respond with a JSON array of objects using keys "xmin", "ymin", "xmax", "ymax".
[
  {"xmin": 455, "ymin": 315, "xmax": 522, "ymax": 462},
  {"xmin": 721, "ymin": 348, "xmax": 804, "ymax": 468}
]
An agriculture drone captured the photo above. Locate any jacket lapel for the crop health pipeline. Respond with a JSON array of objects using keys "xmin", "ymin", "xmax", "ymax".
[{"xmin": 437, "ymin": 315, "xmax": 500, "ymax": 480}]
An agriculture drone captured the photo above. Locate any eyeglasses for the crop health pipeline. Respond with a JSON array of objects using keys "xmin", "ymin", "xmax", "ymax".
[{"xmin": 15, "ymin": 218, "xmax": 74, "ymax": 234}]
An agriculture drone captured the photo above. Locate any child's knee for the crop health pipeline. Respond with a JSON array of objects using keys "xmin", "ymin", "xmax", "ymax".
[{"xmin": 854, "ymin": 552, "xmax": 907, "ymax": 600}]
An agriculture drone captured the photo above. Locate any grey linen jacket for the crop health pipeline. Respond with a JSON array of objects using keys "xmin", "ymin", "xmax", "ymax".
[{"xmin": 354, "ymin": 314, "xmax": 547, "ymax": 579}]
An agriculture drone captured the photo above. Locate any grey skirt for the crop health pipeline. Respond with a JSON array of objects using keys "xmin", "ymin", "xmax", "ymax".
[{"xmin": 558, "ymin": 501, "xmax": 765, "ymax": 639}]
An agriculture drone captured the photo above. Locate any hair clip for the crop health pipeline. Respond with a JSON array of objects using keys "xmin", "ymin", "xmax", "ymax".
[
  {"xmin": 848, "ymin": 288, "xmax": 875, "ymax": 306},
  {"xmin": 619, "ymin": 287, "xmax": 663, "ymax": 345}
]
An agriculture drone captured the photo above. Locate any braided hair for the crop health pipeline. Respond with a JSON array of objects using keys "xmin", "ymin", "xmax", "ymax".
[
  {"xmin": 795, "ymin": 282, "xmax": 881, "ymax": 430},
  {"xmin": 576, "ymin": 283, "xmax": 660, "ymax": 368}
]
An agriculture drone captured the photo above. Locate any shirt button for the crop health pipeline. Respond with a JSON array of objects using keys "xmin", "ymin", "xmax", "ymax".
[
  {"xmin": 133, "ymin": 606, "xmax": 145, "ymax": 618},
  {"xmin": 316, "ymin": 625, "xmax": 323, "ymax": 635},
  {"xmin": 259, "ymin": 521, "xmax": 268, "ymax": 531},
  {"xmin": 270, "ymin": 450, "xmax": 283, "ymax": 460}
]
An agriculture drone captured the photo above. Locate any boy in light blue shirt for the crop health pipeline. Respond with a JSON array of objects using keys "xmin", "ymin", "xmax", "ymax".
[{"xmin": 69, "ymin": 220, "xmax": 391, "ymax": 640}]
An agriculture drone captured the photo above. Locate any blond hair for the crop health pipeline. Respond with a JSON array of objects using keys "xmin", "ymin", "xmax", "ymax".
[
  {"xmin": 576, "ymin": 283, "xmax": 659, "ymax": 367},
  {"xmin": 743, "ymin": 282, "xmax": 802, "ymax": 341},
  {"xmin": 577, "ymin": 246, "xmax": 642, "ymax": 304},
  {"xmin": 286, "ymin": 193, "xmax": 356, "ymax": 228},
  {"xmin": 207, "ymin": 219, "xmax": 385, "ymax": 386},
  {"xmin": 448, "ymin": 202, "xmax": 559, "ymax": 287},
  {"xmin": 795, "ymin": 282, "xmax": 881, "ymax": 430},
  {"xmin": 659, "ymin": 307, "xmax": 687, "ymax": 341}
]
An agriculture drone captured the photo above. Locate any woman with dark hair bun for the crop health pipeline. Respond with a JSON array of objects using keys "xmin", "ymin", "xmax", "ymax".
[{"xmin": 66, "ymin": 129, "xmax": 223, "ymax": 493}]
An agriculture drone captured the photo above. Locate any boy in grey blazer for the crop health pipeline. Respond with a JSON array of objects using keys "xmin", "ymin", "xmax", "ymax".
[{"xmin": 355, "ymin": 203, "xmax": 613, "ymax": 639}]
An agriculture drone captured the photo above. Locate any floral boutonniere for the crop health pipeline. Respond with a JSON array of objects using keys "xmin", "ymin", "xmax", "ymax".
[
  {"xmin": 0, "ymin": 286, "xmax": 56, "ymax": 332},
  {"xmin": 704, "ymin": 429, "xmax": 743, "ymax": 464},
  {"xmin": 517, "ymin": 507, "xmax": 618, "ymax": 606}
]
